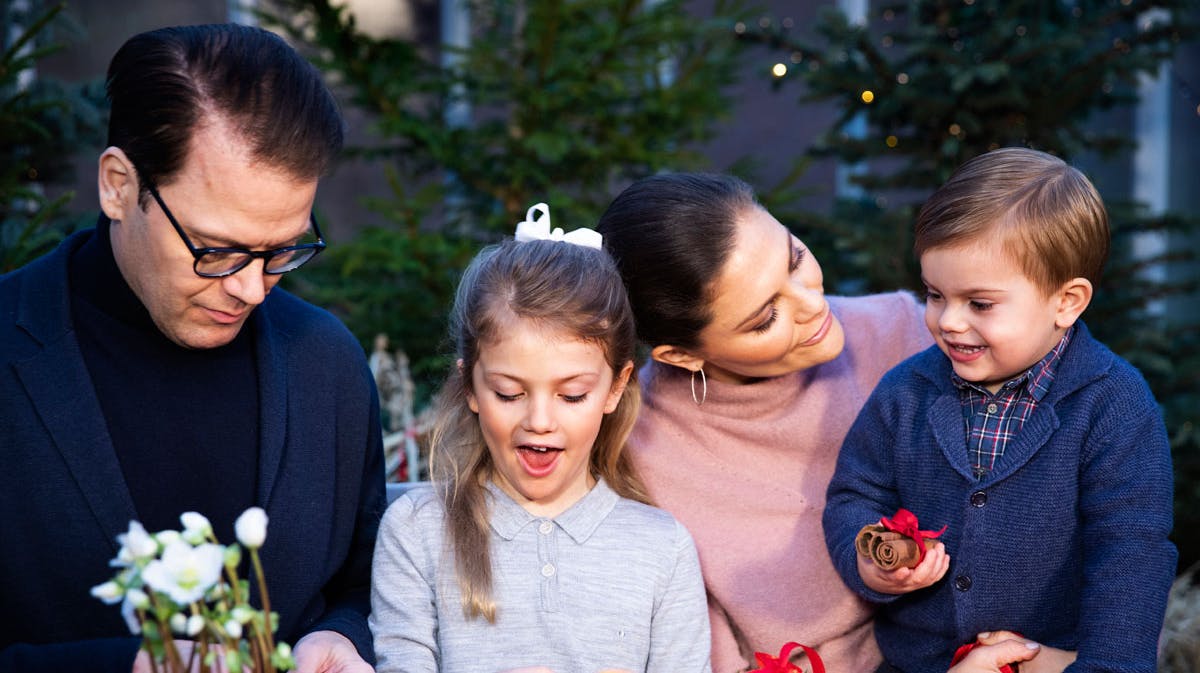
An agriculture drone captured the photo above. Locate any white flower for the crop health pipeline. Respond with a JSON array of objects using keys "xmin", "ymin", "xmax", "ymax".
[
  {"xmin": 234, "ymin": 507, "xmax": 268, "ymax": 549},
  {"xmin": 90, "ymin": 580, "xmax": 123, "ymax": 605},
  {"xmin": 180, "ymin": 512, "xmax": 212, "ymax": 545},
  {"xmin": 141, "ymin": 540, "xmax": 224, "ymax": 605},
  {"xmin": 187, "ymin": 614, "xmax": 205, "ymax": 637},
  {"xmin": 112, "ymin": 521, "xmax": 158, "ymax": 567},
  {"xmin": 155, "ymin": 529, "xmax": 182, "ymax": 547},
  {"xmin": 225, "ymin": 619, "xmax": 243, "ymax": 639}
]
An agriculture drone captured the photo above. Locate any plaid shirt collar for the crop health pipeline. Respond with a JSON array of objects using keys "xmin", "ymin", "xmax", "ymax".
[{"xmin": 951, "ymin": 325, "xmax": 1075, "ymax": 400}]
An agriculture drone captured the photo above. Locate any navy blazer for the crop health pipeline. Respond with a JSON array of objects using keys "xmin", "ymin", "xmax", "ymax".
[{"xmin": 0, "ymin": 229, "xmax": 387, "ymax": 672}]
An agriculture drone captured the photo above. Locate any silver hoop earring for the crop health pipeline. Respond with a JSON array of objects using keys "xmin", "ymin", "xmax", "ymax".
[{"xmin": 690, "ymin": 367, "xmax": 707, "ymax": 406}]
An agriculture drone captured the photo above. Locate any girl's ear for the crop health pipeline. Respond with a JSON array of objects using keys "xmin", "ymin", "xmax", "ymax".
[
  {"xmin": 603, "ymin": 361, "xmax": 635, "ymax": 414},
  {"xmin": 649, "ymin": 344, "xmax": 705, "ymax": 373},
  {"xmin": 459, "ymin": 359, "xmax": 481, "ymax": 414},
  {"xmin": 98, "ymin": 147, "xmax": 138, "ymax": 222},
  {"xmin": 1053, "ymin": 277, "xmax": 1093, "ymax": 329}
]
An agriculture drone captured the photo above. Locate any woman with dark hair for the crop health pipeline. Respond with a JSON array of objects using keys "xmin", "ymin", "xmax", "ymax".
[{"xmin": 596, "ymin": 173, "xmax": 931, "ymax": 673}]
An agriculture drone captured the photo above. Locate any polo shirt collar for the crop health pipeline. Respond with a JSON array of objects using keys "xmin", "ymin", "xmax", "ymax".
[{"xmin": 486, "ymin": 477, "xmax": 619, "ymax": 544}]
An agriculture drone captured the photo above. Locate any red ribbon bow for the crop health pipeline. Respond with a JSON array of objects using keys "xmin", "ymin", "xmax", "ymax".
[
  {"xmin": 748, "ymin": 642, "xmax": 826, "ymax": 673},
  {"xmin": 879, "ymin": 508, "xmax": 947, "ymax": 564}
]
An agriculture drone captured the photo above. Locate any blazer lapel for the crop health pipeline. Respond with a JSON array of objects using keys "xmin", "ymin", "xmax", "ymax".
[
  {"xmin": 984, "ymin": 398, "xmax": 1060, "ymax": 484},
  {"xmin": 13, "ymin": 236, "xmax": 137, "ymax": 551},
  {"xmin": 929, "ymin": 391, "xmax": 978, "ymax": 482}
]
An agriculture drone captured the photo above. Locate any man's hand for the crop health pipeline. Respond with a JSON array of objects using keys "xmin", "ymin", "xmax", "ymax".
[
  {"xmin": 294, "ymin": 630, "xmax": 373, "ymax": 673},
  {"xmin": 858, "ymin": 541, "xmax": 950, "ymax": 594},
  {"xmin": 132, "ymin": 641, "xmax": 227, "ymax": 673}
]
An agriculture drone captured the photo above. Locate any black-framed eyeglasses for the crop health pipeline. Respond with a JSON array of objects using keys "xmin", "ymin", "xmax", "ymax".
[{"xmin": 144, "ymin": 181, "xmax": 326, "ymax": 279}]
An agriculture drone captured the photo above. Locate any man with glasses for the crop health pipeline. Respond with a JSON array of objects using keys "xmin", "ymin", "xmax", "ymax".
[{"xmin": 0, "ymin": 24, "xmax": 384, "ymax": 673}]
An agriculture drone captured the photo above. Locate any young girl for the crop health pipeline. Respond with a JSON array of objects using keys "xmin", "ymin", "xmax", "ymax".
[{"xmin": 369, "ymin": 205, "xmax": 712, "ymax": 673}]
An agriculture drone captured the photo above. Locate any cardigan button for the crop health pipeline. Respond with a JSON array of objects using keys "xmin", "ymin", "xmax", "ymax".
[
  {"xmin": 954, "ymin": 575, "xmax": 972, "ymax": 591},
  {"xmin": 970, "ymin": 491, "xmax": 987, "ymax": 507}
]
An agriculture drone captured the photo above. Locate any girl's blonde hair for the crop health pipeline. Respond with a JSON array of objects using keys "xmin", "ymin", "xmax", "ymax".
[{"xmin": 428, "ymin": 237, "xmax": 648, "ymax": 623}]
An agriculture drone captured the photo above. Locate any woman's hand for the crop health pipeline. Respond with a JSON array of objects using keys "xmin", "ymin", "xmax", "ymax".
[
  {"xmin": 859, "ymin": 542, "xmax": 950, "ymax": 594},
  {"xmin": 973, "ymin": 632, "xmax": 1076, "ymax": 673},
  {"xmin": 947, "ymin": 635, "xmax": 1040, "ymax": 673}
]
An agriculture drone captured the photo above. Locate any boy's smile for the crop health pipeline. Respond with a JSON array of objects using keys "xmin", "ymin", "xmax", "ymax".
[{"xmin": 920, "ymin": 241, "xmax": 1077, "ymax": 393}]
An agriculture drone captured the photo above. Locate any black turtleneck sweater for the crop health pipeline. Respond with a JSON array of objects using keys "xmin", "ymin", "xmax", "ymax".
[{"xmin": 68, "ymin": 219, "xmax": 258, "ymax": 543}]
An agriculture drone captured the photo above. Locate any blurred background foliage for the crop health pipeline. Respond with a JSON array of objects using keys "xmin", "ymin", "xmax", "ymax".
[
  {"xmin": 261, "ymin": 0, "xmax": 751, "ymax": 392},
  {"xmin": 3, "ymin": 0, "xmax": 1197, "ymax": 570},
  {"xmin": 0, "ymin": 2, "xmax": 106, "ymax": 273}
]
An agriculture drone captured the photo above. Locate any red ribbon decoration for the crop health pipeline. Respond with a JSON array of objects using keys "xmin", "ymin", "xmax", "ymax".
[
  {"xmin": 748, "ymin": 642, "xmax": 826, "ymax": 673},
  {"xmin": 879, "ymin": 508, "xmax": 947, "ymax": 564}
]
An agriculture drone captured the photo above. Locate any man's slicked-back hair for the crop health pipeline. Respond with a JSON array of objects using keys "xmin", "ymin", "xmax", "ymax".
[{"xmin": 106, "ymin": 24, "xmax": 343, "ymax": 202}]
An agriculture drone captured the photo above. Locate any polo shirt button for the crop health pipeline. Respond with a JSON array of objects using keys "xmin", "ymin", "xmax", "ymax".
[
  {"xmin": 538, "ymin": 520, "xmax": 553, "ymax": 535},
  {"xmin": 541, "ymin": 563, "xmax": 556, "ymax": 577},
  {"xmin": 955, "ymin": 575, "xmax": 972, "ymax": 591},
  {"xmin": 970, "ymin": 491, "xmax": 987, "ymax": 507},
  {"xmin": 986, "ymin": 403, "xmax": 998, "ymax": 414}
]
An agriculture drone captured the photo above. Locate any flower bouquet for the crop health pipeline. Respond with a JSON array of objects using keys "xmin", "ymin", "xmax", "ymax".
[{"xmin": 90, "ymin": 507, "xmax": 294, "ymax": 672}]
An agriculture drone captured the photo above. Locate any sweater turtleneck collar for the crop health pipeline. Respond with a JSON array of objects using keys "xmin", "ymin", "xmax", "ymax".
[
  {"xmin": 69, "ymin": 215, "xmax": 162, "ymax": 336},
  {"xmin": 638, "ymin": 356, "xmax": 823, "ymax": 420}
]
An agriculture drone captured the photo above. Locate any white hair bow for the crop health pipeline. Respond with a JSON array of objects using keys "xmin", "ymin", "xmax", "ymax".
[{"xmin": 513, "ymin": 203, "xmax": 603, "ymax": 250}]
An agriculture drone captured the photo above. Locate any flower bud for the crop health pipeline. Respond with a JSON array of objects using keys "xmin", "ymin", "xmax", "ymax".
[
  {"xmin": 225, "ymin": 619, "xmax": 243, "ymax": 639},
  {"xmin": 223, "ymin": 544, "xmax": 242, "ymax": 568},
  {"xmin": 187, "ymin": 614, "xmax": 205, "ymax": 637},
  {"xmin": 155, "ymin": 529, "xmax": 182, "ymax": 547},
  {"xmin": 126, "ymin": 588, "xmax": 150, "ymax": 609},
  {"xmin": 231, "ymin": 605, "xmax": 254, "ymax": 624},
  {"xmin": 170, "ymin": 613, "xmax": 188, "ymax": 635},
  {"xmin": 234, "ymin": 508, "xmax": 268, "ymax": 549},
  {"xmin": 90, "ymin": 580, "xmax": 123, "ymax": 605},
  {"xmin": 180, "ymin": 512, "xmax": 212, "ymax": 537}
]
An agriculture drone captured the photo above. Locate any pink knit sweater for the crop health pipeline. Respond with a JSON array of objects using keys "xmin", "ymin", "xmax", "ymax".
[{"xmin": 629, "ymin": 292, "xmax": 931, "ymax": 673}]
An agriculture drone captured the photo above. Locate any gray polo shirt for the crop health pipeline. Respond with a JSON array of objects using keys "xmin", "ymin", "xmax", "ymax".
[{"xmin": 370, "ymin": 478, "xmax": 712, "ymax": 673}]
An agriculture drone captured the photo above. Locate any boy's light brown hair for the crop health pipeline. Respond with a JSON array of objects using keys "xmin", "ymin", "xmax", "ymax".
[{"xmin": 914, "ymin": 147, "xmax": 1110, "ymax": 296}]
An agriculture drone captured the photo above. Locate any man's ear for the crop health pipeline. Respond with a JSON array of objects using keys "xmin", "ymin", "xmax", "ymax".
[
  {"xmin": 1054, "ymin": 277, "xmax": 1093, "ymax": 329},
  {"xmin": 649, "ymin": 344, "xmax": 705, "ymax": 373},
  {"xmin": 98, "ymin": 147, "xmax": 138, "ymax": 222}
]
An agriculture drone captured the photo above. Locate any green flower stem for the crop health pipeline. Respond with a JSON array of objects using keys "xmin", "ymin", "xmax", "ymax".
[
  {"xmin": 249, "ymin": 548, "xmax": 277, "ymax": 671},
  {"xmin": 159, "ymin": 623, "xmax": 187, "ymax": 673}
]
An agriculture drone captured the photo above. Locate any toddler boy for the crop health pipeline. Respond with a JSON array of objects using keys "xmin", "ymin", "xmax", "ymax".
[{"xmin": 823, "ymin": 147, "xmax": 1176, "ymax": 673}]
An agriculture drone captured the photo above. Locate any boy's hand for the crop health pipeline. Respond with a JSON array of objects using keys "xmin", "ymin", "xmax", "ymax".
[{"xmin": 858, "ymin": 541, "xmax": 950, "ymax": 594}]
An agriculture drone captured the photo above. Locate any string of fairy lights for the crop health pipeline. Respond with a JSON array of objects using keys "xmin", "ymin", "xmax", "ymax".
[{"xmin": 740, "ymin": 4, "xmax": 1200, "ymax": 152}]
